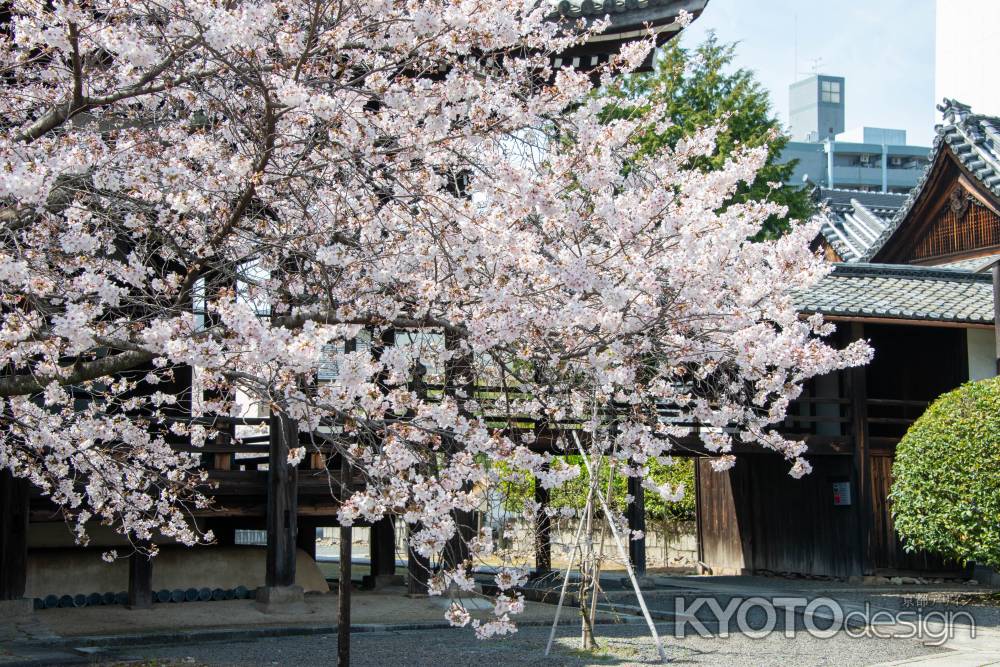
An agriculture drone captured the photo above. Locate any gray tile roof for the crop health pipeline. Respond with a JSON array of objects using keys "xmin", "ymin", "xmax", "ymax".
[
  {"xmin": 794, "ymin": 263, "xmax": 995, "ymax": 324},
  {"xmin": 861, "ymin": 99, "xmax": 1000, "ymax": 262},
  {"xmin": 814, "ymin": 189, "xmax": 906, "ymax": 262},
  {"xmin": 818, "ymin": 188, "xmax": 909, "ymax": 213}
]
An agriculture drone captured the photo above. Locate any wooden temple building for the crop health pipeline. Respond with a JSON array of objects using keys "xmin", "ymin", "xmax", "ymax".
[{"xmin": 693, "ymin": 99, "xmax": 1000, "ymax": 579}]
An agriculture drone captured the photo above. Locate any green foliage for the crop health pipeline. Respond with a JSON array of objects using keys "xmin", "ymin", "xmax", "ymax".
[
  {"xmin": 600, "ymin": 33, "xmax": 813, "ymax": 238},
  {"xmin": 498, "ymin": 457, "xmax": 695, "ymax": 522},
  {"xmin": 890, "ymin": 377, "xmax": 1000, "ymax": 568}
]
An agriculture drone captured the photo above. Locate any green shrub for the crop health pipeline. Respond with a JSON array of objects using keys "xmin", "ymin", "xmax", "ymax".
[{"xmin": 891, "ymin": 376, "xmax": 1000, "ymax": 568}]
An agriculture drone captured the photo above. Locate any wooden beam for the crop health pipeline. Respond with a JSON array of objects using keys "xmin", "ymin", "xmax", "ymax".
[
  {"xmin": 820, "ymin": 315, "xmax": 994, "ymax": 330},
  {"xmin": 529, "ymin": 434, "xmax": 856, "ymax": 457},
  {"xmin": 265, "ymin": 412, "xmax": 298, "ymax": 588},
  {"xmin": 910, "ymin": 243, "xmax": 1000, "ymax": 266},
  {"xmin": 0, "ymin": 471, "xmax": 28, "ymax": 601}
]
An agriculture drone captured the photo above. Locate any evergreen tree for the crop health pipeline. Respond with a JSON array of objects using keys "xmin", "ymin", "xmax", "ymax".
[{"xmin": 603, "ymin": 33, "xmax": 813, "ymax": 238}]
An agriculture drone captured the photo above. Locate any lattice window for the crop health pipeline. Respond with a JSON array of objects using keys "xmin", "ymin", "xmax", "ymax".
[{"xmin": 912, "ymin": 188, "xmax": 1000, "ymax": 260}]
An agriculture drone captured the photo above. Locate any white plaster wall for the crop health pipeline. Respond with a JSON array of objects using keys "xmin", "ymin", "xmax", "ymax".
[
  {"xmin": 967, "ymin": 327, "xmax": 996, "ymax": 381},
  {"xmin": 25, "ymin": 547, "xmax": 329, "ymax": 598}
]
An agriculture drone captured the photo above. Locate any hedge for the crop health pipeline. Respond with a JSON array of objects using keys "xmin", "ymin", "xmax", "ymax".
[{"xmin": 891, "ymin": 376, "xmax": 1000, "ymax": 568}]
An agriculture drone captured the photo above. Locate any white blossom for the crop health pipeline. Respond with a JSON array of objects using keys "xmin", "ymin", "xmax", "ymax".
[{"xmin": 0, "ymin": 0, "xmax": 869, "ymax": 640}]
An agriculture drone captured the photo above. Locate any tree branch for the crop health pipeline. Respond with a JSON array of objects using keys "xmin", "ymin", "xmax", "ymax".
[{"xmin": 0, "ymin": 350, "xmax": 155, "ymax": 398}]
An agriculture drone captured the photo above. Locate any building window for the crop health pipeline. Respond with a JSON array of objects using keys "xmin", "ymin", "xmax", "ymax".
[{"xmin": 821, "ymin": 80, "xmax": 841, "ymax": 104}]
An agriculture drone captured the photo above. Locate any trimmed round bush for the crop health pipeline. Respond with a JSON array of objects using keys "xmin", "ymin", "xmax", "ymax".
[{"xmin": 891, "ymin": 376, "xmax": 1000, "ymax": 568}]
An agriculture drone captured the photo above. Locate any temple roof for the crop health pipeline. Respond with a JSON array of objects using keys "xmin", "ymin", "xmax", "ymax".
[
  {"xmin": 794, "ymin": 263, "xmax": 994, "ymax": 324},
  {"xmin": 550, "ymin": 0, "xmax": 709, "ymax": 28},
  {"xmin": 546, "ymin": 0, "xmax": 709, "ymax": 71},
  {"xmin": 862, "ymin": 99, "xmax": 1000, "ymax": 262},
  {"xmin": 813, "ymin": 189, "xmax": 907, "ymax": 262}
]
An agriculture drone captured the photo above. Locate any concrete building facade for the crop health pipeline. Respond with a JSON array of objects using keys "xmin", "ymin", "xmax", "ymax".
[
  {"xmin": 780, "ymin": 76, "xmax": 930, "ymax": 193},
  {"xmin": 789, "ymin": 74, "xmax": 845, "ymax": 142}
]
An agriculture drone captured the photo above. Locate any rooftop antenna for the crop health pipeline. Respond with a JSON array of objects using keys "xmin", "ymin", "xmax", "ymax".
[{"xmin": 808, "ymin": 57, "xmax": 825, "ymax": 76}]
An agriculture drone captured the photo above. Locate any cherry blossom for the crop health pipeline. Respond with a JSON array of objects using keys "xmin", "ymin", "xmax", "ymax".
[{"xmin": 0, "ymin": 0, "xmax": 870, "ymax": 634}]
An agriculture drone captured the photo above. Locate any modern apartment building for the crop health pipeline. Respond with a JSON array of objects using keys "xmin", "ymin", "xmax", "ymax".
[{"xmin": 780, "ymin": 76, "xmax": 930, "ymax": 193}]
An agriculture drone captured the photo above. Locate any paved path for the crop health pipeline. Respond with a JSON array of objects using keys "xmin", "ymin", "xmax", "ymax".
[
  {"xmin": 104, "ymin": 621, "xmax": 942, "ymax": 667},
  {"xmin": 2, "ymin": 573, "xmax": 998, "ymax": 666}
]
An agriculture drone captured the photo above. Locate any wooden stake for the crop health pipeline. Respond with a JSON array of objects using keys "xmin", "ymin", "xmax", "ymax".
[
  {"xmin": 544, "ymin": 483, "xmax": 593, "ymax": 657},
  {"xmin": 573, "ymin": 432, "xmax": 667, "ymax": 664}
]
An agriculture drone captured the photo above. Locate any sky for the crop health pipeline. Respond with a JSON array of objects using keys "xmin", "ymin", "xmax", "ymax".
[{"xmin": 679, "ymin": 0, "xmax": 937, "ymax": 146}]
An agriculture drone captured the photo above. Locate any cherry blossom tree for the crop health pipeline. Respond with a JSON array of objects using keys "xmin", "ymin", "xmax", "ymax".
[{"xmin": 0, "ymin": 0, "xmax": 869, "ymax": 637}]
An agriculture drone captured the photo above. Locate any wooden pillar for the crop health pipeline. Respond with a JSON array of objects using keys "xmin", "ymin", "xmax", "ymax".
[
  {"xmin": 627, "ymin": 474, "xmax": 647, "ymax": 577},
  {"xmin": 993, "ymin": 264, "xmax": 1000, "ymax": 374},
  {"xmin": 693, "ymin": 459, "xmax": 707, "ymax": 573},
  {"xmin": 213, "ymin": 432, "xmax": 233, "ymax": 472},
  {"xmin": 337, "ymin": 324, "xmax": 354, "ymax": 663},
  {"xmin": 0, "ymin": 471, "xmax": 28, "ymax": 601},
  {"xmin": 338, "ymin": 452, "xmax": 352, "ymax": 667},
  {"xmin": 265, "ymin": 412, "xmax": 298, "ymax": 588},
  {"xmin": 849, "ymin": 321, "xmax": 872, "ymax": 576},
  {"xmin": 533, "ymin": 477, "xmax": 551, "ymax": 576},
  {"xmin": 406, "ymin": 363, "xmax": 430, "ymax": 595},
  {"xmin": 368, "ymin": 328, "xmax": 397, "ymax": 582},
  {"xmin": 406, "ymin": 523, "xmax": 430, "ymax": 595},
  {"xmin": 370, "ymin": 517, "xmax": 396, "ymax": 577},
  {"xmin": 444, "ymin": 332, "xmax": 474, "ymax": 569},
  {"xmin": 127, "ymin": 549, "xmax": 153, "ymax": 609}
]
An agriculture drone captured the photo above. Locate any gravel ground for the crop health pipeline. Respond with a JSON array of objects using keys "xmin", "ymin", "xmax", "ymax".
[{"xmin": 103, "ymin": 621, "xmax": 946, "ymax": 667}]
